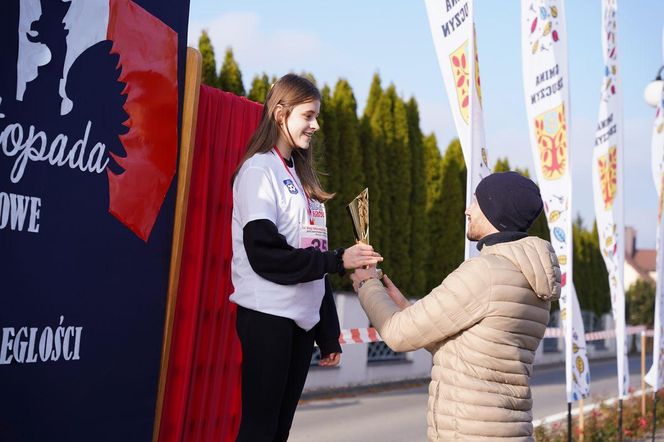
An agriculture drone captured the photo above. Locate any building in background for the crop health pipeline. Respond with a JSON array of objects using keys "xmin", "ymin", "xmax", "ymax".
[{"xmin": 624, "ymin": 226, "xmax": 656, "ymax": 290}]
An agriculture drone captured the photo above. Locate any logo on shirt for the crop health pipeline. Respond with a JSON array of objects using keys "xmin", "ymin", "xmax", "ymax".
[{"xmin": 283, "ymin": 179, "xmax": 298, "ymax": 194}]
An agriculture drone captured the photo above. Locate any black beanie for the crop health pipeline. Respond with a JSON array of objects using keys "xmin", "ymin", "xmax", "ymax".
[{"xmin": 475, "ymin": 171, "xmax": 543, "ymax": 232}]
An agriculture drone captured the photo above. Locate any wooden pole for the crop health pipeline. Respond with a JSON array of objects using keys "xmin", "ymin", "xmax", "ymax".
[
  {"xmin": 152, "ymin": 46, "xmax": 203, "ymax": 442},
  {"xmin": 643, "ymin": 331, "xmax": 647, "ymax": 417},
  {"xmin": 579, "ymin": 397, "xmax": 585, "ymax": 442},
  {"xmin": 618, "ymin": 399, "xmax": 623, "ymax": 442},
  {"xmin": 653, "ymin": 391, "xmax": 658, "ymax": 442}
]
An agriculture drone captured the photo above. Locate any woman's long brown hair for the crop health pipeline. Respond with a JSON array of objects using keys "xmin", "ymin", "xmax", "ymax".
[{"xmin": 233, "ymin": 73, "xmax": 333, "ymax": 202}]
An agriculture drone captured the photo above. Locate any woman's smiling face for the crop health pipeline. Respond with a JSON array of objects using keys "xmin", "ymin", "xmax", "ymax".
[{"xmin": 281, "ymin": 99, "xmax": 320, "ymax": 149}]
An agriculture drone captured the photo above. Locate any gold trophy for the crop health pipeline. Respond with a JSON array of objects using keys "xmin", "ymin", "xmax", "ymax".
[{"xmin": 346, "ymin": 188, "xmax": 382, "ymax": 278}]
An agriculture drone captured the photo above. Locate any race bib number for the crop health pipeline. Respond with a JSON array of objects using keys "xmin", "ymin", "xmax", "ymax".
[
  {"xmin": 309, "ymin": 199, "xmax": 326, "ymax": 222},
  {"xmin": 300, "ymin": 224, "xmax": 328, "ymax": 252}
]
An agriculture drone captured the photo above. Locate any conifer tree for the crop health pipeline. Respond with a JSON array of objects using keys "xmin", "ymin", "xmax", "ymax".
[
  {"xmin": 627, "ymin": 279, "xmax": 655, "ymax": 326},
  {"xmin": 424, "ymin": 134, "xmax": 443, "ymax": 212},
  {"xmin": 387, "ymin": 89, "xmax": 412, "ymax": 289},
  {"xmin": 589, "ymin": 221, "xmax": 611, "ymax": 315},
  {"xmin": 405, "ymin": 98, "xmax": 428, "ymax": 297},
  {"xmin": 370, "ymin": 86, "xmax": 398, "ymax": 278},
  {"xmin": 427, "ymin": 139, "xmax": 465, "ymax": 292},
  {"xmin": 218, "ymin": 47, "xmax": 245, "ymax": 96},
  {"xmin": 300, "ymin": 71, "xmax": 318, "ymax": 86},
  {"xmin": 364, "ymin": 73, "xmax": 383, "ymax": 118},
  {"xmin": 446, "ymin": 140, "xmax": 467, "ymax": 264},
  {"xmin": 528, "ymin": 210, "xmax": 551, "ymax": 241},
  {"xmin": 317, "ymin": 85, "xmax": 341, "ymax": 250},
  {"xmin": 317, "ymin": 85, "xmax": 339, "ymax": 192},
  {"xmin": 573, "ymin": 216, "xmax": 594, "ymax": 315},
  {"xmin": 423, "ymin": 133, "xmax": 443, "ymax": 293},
  {"xmin": 515, "ymin": 167, "xmax": 528, "ymax": 177},
  {"xmin": 318, "ymin": 84, "xmax": 351, "ymax": 289},
  {"xmin": 313, "ymin": 89, "xmax": 328, "ymax": 192},
  {"xmin": 356, "ymin": 116, "xmax": 382, "ymax": 258},
  {"xmin": 331, "ymin": 79, "xmax": 365, "ymax": 253},
  {"xmin": 359, "ymin": 74, "xmax": 384, "ymax": 259},
  {"xmin": 493, "ymin": 157, "xmax": 511, "ymax": 172},
  {"xmin": 572, "ymin": 217, "xmax": 610, "ymax": 318},
  {"xmin": 448, "ymin": 138, "xmax": 467, "ymax": 207},
  {"xmin": 513, "ymin": 167, "xmax": 550, "ymax": 241},
  {"xmin": 248, "ymin": 73, "xmax": 270, "ymax": 103},
  {"xmin": 198, "ymin": 30, "xmax": 218, "ymax": 87}
]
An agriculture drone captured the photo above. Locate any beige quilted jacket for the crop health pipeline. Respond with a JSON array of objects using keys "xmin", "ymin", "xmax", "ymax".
[{"xmin": 358, "ymin": 236, "xmax": 561, "ymax": 441}]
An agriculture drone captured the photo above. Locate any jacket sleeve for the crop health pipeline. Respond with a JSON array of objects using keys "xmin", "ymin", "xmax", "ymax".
[
  {"xmin": 314, "ymin": 276, "xmax": 342, "ymax": 357},
  {"xmin": 243, "ymin": 219, "xmax": 343, "ymax": 285},
  {"xmin": 357, "ymin": 258, "xmax": 491, "ymax": 352}
]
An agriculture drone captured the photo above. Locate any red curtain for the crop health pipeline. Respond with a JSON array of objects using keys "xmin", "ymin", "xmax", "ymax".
[{"xmin": 159, "ymin": 85, "xmax": 263, "ymax": 442}]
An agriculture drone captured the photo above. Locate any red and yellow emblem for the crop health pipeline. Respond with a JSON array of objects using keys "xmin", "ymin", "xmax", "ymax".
[
  {"xmin": 450, "ymin": 41, "xmax": 470, "ymax": 124},
  {"xmin": 474, "ymin": 27, "xmax": 483, "ymax": 108},
  {"xmin": 597, "ymin": 146, "xmax": 617, "ymax": 210},
  {"xmin": 534, "ymin": 104, "xmax": 568, "ymax": 180}
]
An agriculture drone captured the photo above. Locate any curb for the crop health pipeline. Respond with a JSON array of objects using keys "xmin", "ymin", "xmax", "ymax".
[{"xmin": 533, "ymin": 388, "xmax": 653, "ymax": 427}]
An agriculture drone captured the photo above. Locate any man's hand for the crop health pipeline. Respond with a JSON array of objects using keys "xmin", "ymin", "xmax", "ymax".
[
  {"xmin": 343, "ymin": 244, "xmax": 383, "ymax": 269},
  {"xmin": 383, "ymin": 274, "xmax": 410, "ymax": 310},
  {"xmin": 319, "ymin": 352, "xmax": 341, "ymax": 367},
  {"xmin": 351, "ymin": 266, "xmax": 380, "ymax": 292}
]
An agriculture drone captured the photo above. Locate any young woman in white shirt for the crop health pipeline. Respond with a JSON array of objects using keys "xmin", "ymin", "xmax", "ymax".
[{"xmin": 231, "ymin": 73, "xmax": 382, "ymax": 442}]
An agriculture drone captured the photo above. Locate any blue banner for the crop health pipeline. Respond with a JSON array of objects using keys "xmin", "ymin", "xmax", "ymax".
[{"xmin": 0, "ymin": 0, "xmax": 190, "ymax": 440}]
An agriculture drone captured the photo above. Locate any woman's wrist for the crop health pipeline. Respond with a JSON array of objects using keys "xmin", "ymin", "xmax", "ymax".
[{"xmin": 358, "ymin": 276, "xmax": 378, "ymax": 290}]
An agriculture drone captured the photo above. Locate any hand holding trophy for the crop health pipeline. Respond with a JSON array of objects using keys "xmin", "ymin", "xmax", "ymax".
[{"xmin": 347, "ymin": 188, "xmax": 383, "ymax": 279}]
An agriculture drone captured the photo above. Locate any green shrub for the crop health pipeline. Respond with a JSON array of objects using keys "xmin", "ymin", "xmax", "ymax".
[{"xmin": 535, "ymin": 389, "xmax": 664, "ymax": 441}]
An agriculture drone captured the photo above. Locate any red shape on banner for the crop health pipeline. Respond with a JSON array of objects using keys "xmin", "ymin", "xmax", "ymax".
[
  {"xmin": 351, "ymin": 329, "xmax": 362, "ymax": 344},
  {"xmin": 106, "ymin": 0, "xmax": 178, "ymax": 241},
  {"xmin": 159, "ymin": 86, "xmax": 263, "ymax": 442},
  {"xmin": 368, "ymin": 327, "xmax": 379, "ymax": 343}
]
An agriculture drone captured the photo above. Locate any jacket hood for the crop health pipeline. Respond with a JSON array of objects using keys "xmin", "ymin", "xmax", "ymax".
[{"xmin": 482, "ymin": 236, "xmax": 561, "ymax": 301}]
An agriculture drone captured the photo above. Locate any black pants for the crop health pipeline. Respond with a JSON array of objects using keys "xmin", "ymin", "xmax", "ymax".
[{"xmin": 235, "ymin": 305, "xmax": 315, "ymax": 442}]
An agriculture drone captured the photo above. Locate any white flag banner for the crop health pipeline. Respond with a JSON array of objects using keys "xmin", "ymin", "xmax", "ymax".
[
  {"xmin": 591, "ymin": 0, "xmax": 628, "ymax": 398},
  {"xmin": 520, "ymin": 0, "xmax": 590, "ymax": 401},
  {"xmin": 424, "ymin": 0, "xmax": 491, "ymax": 259},
  {"xmin": 645, "ymin": 31, "xmax": 664, "ymax": 389}
]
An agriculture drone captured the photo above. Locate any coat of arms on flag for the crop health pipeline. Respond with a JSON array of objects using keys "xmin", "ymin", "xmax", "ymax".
[
  {"xmin": 535, "ymin": 103, "xmax": 568, "ymax": 180},
  {"xmin": 449, "ymin": 41, "xmax": 470, "ymax": 124},
  {"xmin": 449, "ymin": 38, "xmax": 483, "ymax": 125},
  {"xmin": 597, "ymin": 146, "xmax": 617, "ymax": 210},
  {"xmin": 473, "ymin": 27, "xmax": 483, "ymax": 108}
]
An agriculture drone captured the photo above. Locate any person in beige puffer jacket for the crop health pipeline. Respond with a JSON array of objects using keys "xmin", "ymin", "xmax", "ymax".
[{"xmin": 352, "ymin": 172, "xmax": 561, "ymax": 441}]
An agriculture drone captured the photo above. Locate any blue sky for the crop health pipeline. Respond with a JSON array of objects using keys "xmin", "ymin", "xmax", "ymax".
[{"xmin": 188, "ymin": 1, "xmax": 664, "ymax": 248}]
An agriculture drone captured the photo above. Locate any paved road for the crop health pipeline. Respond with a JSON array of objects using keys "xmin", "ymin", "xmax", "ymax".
[
  {"xmin": 531, "ymin": 355, "xmax": 652, "ymax": 420},
  {"xmin": 290, "ymin": 355, "xmax": 652, "ymax": 442}
]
